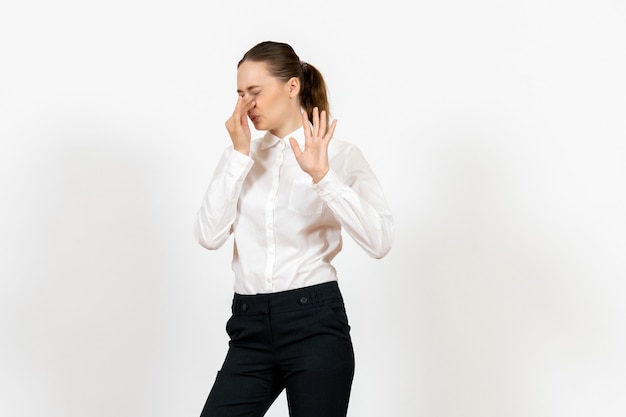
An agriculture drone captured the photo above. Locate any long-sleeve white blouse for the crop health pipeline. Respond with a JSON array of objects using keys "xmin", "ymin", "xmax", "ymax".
[{"xmin": 194, "ymin": 126, "xmax": 394, "ymax": 295}]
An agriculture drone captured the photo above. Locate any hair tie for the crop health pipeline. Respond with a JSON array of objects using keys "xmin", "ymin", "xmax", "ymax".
[{"xmin": 300, "ymin": 61, "xmax": 308, "ymax": 72}]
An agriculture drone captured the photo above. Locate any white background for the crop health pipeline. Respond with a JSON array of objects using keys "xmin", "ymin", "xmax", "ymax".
[{"xmin": 1, "ymin": 1, "xmax": 625, "ymax": 416}]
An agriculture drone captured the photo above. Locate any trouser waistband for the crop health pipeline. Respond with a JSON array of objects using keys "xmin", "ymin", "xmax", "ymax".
[{"xmin": 231, "ymin": 281, "xmax": 343, "ymax": 315}]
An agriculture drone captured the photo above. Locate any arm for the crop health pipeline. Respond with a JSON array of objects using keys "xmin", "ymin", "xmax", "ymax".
[
  {"xmin": 313, "ymin": 145, "xmax": 394, "ymax": 259},
  {"xmin": 193, "ymin": 148, "xmax": 254, "ymax": 250},
  {"xmin": 194, "ymin": 95, "xmax": 256, "ymax": 249},
  {"xmin": 289, "ymin": 108, "xmax": 393, "ymax": 258}
]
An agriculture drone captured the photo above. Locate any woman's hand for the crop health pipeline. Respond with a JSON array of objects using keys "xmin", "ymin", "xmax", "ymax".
[
  {"xmin": 289, "ymin": 107, "xmax": 337, "ymax": 183},
  {"xmin": 225, "ymin": 95, "xmax": 255, "ymax": 155}
]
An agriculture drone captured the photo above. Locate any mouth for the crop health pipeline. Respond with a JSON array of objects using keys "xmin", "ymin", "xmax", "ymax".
[{"xmin": 249, "ymin": 114, "xmax": 260, "ymax": 124}]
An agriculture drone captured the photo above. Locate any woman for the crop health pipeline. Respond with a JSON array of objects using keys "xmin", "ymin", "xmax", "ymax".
[{"xmin": 194, "ymin": 41, "xmax": 393, "ymax": 417}]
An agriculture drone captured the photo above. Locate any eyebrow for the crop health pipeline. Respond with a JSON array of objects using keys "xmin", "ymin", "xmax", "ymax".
[{"xmin": 236, "ymin": 86, "xmax": 262, "ymax": 93}]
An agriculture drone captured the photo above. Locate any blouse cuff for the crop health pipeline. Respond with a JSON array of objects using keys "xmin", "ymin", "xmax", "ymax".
[
  {"xmin": 225, "ymin": 148, "xmax": 254, "ymax": 176},
  {"xmin": 312, "ymin": 169, "xmax": 344, "ymax": 202}
]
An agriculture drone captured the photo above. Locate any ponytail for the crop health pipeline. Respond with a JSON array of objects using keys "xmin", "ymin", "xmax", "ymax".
[{"xmin": 299, "ymin": 61, "xmax": 330, "ymax": 126}]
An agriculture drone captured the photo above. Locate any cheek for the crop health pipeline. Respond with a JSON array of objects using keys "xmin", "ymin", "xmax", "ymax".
[
  {"xmin": 266, "ymin": 90, "xmax": 286, "ymax": 107},
  {"xmin": 258, "ymin": 90, "xmax": 289, "ymax": 115}
]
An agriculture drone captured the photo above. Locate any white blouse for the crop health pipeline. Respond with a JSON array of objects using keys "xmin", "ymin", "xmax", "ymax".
[{"xmin": 194, "ymin": 126, "xmax": 394, "ymax": 295}]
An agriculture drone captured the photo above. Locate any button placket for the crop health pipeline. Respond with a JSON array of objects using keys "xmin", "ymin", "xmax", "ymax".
[{"xmin": 263, "ymin": 140, "xmax": 285, "ymax": 292}]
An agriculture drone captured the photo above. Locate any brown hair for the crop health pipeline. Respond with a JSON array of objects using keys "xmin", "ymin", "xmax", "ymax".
[{"xmin": 238, "ymin": 41, "xmax": 330, "ymax": 125}]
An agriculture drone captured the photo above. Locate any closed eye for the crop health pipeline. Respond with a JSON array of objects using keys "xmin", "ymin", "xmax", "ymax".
[{"xmin": 236, "ymin": 88, "xmax": 261, "ymax": 98}]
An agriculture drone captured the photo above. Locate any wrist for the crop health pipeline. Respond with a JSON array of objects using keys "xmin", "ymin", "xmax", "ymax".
[
  {"xmin": 233, "ymin": 145, "xmax": 250, "ymax": 156},
  {"xmin": 311, "ymin": 168, "xmax": 329, "ymax": 184}
]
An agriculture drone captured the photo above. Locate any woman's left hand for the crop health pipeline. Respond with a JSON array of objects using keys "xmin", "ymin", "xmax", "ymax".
[{"xmin": 289, "ymin": 107, "xmax": 337, "ymax": 183}]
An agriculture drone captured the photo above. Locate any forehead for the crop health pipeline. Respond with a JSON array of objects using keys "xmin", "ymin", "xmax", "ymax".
[{"xmin": 237, "ymin": 61, "xmax": 276, "ymax": 91}]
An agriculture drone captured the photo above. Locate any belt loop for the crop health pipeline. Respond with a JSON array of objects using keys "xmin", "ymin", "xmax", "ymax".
[{"xmin": 315, "ymin": 288, "xmax": 322, "ymax": 306}]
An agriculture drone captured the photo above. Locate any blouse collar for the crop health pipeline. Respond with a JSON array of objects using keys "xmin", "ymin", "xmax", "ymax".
[{"xmin": 260, "ymin": 125, "xmax": 306, "ymax": 150}]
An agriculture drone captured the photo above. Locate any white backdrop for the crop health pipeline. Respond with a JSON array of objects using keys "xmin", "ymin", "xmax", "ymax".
[{"xmin": 1, "ymin": 1, "xmax": 625, "ymax": 416}]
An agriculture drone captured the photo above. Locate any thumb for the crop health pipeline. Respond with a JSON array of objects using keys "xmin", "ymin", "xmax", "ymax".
[{"xmin": 288, "ymin": 137, "xmax": 302, "ymax": 157}]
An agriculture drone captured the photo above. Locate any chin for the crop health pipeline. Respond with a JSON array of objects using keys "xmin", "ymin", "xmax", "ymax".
[{"xmin": 251, "ymin": 120, "xmax": 264, "ymax": 130}]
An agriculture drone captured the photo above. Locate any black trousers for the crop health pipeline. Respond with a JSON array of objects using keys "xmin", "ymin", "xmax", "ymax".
[{"xmin": 200, "ymin": 281, "xmax": 355, "ymax": 417}]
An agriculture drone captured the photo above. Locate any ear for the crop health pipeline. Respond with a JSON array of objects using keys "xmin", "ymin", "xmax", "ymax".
[{"xmin": 287, "ymin": 77, "xmax": 300, "ymax": 98}]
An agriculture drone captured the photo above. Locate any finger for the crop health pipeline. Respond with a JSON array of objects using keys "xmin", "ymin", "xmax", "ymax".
[
  {"xmin": 301, "ymin": 110, "xmax": 312, "ymax": 138},
  {"xmin": 242, "ymin": 96, "xmax": 255, "ymax": 113},
  {"xmin": 325, "ymin": 119, "xmax": 337, "ymax": 141},
  {"xmin": 232, "ymin": 95, "xmax": 244, "ymax": 117},
  {"xmin": 239, "ymin": 112, "xmax": 250, "ymax": 128},
  {"xmin": 319, "ymin": 109, "xmax": 327, "ymax": 137},
  {"xmin": 288, "ymin": 137, "xmax": 302, "ymax": 157},
  {"xmin": 312, "ymin": 107, "xmax": 319, "ymax": 137},
  {"xmin": 233, "ymin": 95, "xmax": 254, "ymax": 117}
]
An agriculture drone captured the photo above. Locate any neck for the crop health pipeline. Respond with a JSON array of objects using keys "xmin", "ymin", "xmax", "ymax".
[{"xmin": 270, "ymin": 108, "xmax": 304, "ymax": 139}]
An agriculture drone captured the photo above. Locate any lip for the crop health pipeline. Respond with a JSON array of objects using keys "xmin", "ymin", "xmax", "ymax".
[{"xmin": 249, "ymin": 114, "xmax": 260, "ymax": 123}]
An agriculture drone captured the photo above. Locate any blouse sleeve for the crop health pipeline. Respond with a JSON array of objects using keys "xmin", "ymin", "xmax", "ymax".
[
  {"xmin": 312, "ymin": 143, "xmax": 394, "ymax": 259},
  {"xmin": 193, "ymin": 147, "xmax": 254, "ymax": 250}
]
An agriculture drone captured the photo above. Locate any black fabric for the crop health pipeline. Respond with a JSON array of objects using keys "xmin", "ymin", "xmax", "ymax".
[{"xmin": 200, "ymin": 281, "xmax": 355, "ymax": 417}]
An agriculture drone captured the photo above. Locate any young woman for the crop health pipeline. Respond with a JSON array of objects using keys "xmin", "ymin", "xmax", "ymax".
[{"xmin": 194, "ymin": 41, "xmax": 393, "ymax": 417}]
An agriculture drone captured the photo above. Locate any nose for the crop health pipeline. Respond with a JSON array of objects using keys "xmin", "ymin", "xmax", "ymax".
[{"xmin": 242, "ymin": 93, "xmax": 256, "ymax": 105}]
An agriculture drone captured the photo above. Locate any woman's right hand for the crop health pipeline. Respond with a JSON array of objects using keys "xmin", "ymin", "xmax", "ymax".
[{"xmin": 225, "ymin": 95, "xmax": 255, "ymax": 155}]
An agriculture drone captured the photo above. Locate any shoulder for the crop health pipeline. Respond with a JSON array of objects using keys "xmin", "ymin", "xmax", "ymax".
[
  {"xmin": 329, "ymin": 138, "xmax": 366, "ymax": 160},
  {"xmin": 329, "ymin": 138, "xmax": 357, "ymax": 152}
]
